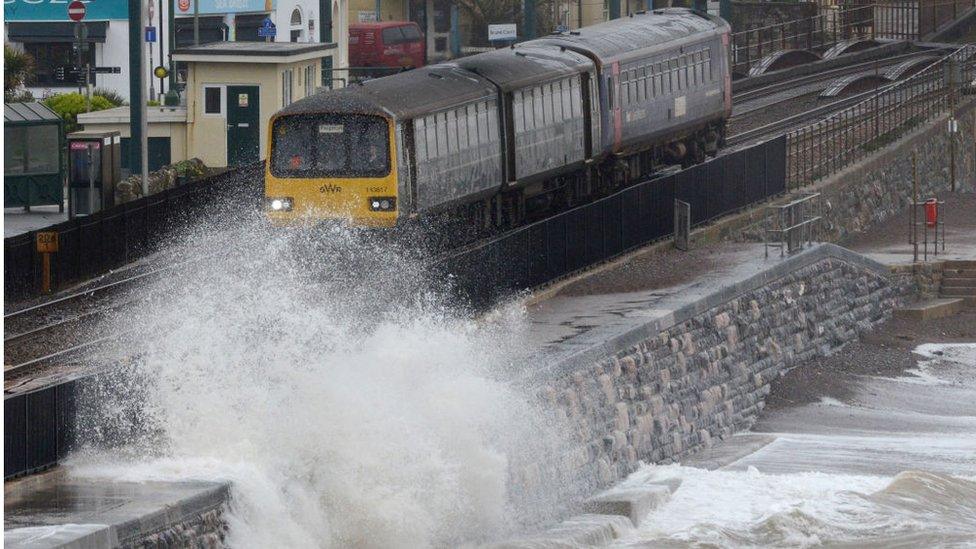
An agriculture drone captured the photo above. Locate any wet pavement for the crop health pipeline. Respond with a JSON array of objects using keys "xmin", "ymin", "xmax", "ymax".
[
  {"xmin": 522, "ymin": 243, "xmax": 781, "ymax": 373},
  {"xmin": 4, "ymin": 470, "xmax": 227, "ymax": 549}
]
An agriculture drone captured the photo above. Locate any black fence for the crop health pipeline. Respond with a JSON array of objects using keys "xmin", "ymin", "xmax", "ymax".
[
  {"xmin": 4, "ymin": 380, "xmax": 77, "ymax": 479},
  {"xmin": 436, "ymin": 135, "xmax": 787, "ymax": 308},
  {"xmin": 4, "ymin": 162, "xmax": 264, "ymax": 302}
]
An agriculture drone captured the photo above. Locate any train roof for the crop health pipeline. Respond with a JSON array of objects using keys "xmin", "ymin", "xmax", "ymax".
[
  {"xmin": 450, "ymin": 45, "xmax": 593, "ymax": 91},
  {"xmin": 276, "ymin": 65, "xmax": 495, "ymax": 120},
  {"xmin": 530, "ymin": 8, "xmax": 729, "ymax": 62}
]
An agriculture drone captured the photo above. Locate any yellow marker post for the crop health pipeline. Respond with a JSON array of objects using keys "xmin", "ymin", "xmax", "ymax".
[{"xmin": 36, "ymin": 232, "xmax": 59, "ymax": 294}]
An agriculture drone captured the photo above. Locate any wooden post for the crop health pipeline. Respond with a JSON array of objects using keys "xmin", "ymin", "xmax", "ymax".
[{"xmin": 36, "ymin": 232, "xmax": 59, "ymax": 294}]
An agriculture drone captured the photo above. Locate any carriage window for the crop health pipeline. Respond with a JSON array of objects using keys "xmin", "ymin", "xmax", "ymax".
[
  {"xmin": 544, "ymin": 84, "xmax": 554, "ymax": 124},
  {"xmin": 571, "ymin": 78, "xmax": 582, "ymax": 117},
  {"xmin": 478, "ymin": 103, "xmax": 490, "ymax": 142},
  {"xmin": 562, "ymin": 79, "xmax": 572, "ymax": 120},
  {"xmin": 467, "ymin": 104, "xmax": 479, "ymax": 146},
  {"xmin": 533, "ymin": 87, "xmax": 545, "ymax": 127},
  {"xmin": 271, "ymin": 114, "xmax": 389, "ymax": 178},
  {"xmin": 457, "ymin": 108, "xmax": 469, "ymax": 150},
  {"xmin": 414, "ymin": 118, "xmax": 427, "ymax": 161},
  {"xmin": 487, "ymin": 101, "xmax": 499, "ymax": 141}
]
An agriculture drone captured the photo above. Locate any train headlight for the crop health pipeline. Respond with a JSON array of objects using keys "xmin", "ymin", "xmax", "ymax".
[
  {"xmin": 368, "ymin": 197, "xmax": 396, "ymax": 212},
  {"xmin": 266, "ymin": 197, "xmax": 294, "ymax": 211}
]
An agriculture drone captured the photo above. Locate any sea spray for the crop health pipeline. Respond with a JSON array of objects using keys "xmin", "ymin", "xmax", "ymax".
[{"xmin": 70, "ymin": 219, "xmax": 589, "ymax": 547}]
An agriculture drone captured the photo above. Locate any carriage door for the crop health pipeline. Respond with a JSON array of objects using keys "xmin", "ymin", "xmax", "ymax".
[{"xmin": 226, "ymin": 86, "xmax": 260, "ymax": 166}]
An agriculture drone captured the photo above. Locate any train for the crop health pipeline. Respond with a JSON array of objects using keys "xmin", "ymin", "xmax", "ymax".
[{"xmin": 265, "ymin": 8, "xmax": 732, "ymax": 229}]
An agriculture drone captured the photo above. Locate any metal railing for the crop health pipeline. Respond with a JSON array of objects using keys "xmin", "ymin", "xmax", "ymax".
[
  {"xmin": 730, "ymin": 1, "xmax": 976, "ymax": 76},
  {"xmin": 764, "ymin": 192, "xmax": 823, "ymax": 257},
  {"xmin": 786, "ymin": 44, "xmax": 975, "ymax": 188}
]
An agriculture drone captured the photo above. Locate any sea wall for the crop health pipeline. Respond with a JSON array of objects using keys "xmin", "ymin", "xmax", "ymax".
[{"xmin": 530, "ymin": 245, "xmax": 904, "ymax": 487}]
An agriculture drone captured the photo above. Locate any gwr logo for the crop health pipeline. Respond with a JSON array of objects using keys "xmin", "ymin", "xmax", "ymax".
[{"xmin": 319, "ymin": 184, "xmax": 342, "ymax": 193}]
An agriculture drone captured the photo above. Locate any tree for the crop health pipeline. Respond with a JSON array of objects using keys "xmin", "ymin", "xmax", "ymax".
[
  {"xmin": 43, "ymin": 93, "xmax": 116, "ymax": 133},
  {"xmin": 4, "ymin": 45, "xmax": 35, "ymax": 100}
]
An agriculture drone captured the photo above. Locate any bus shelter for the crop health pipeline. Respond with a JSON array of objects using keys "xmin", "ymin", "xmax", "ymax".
[{"xmin": 4, "ymin": 102, "xmax": 65, "ymax": 212}]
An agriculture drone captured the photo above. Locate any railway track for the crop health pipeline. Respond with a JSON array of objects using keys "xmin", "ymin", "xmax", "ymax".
[
  {"xmin": 3, "ymin": 260, "xmax": 196, "ymax": 382},
  {"xmin": 732, "ymin": 50, "xmax": 939, "ymax": 105},
  {"xmin": 726, "ymin": 50, "xmax": 956, "ymax": 147}
]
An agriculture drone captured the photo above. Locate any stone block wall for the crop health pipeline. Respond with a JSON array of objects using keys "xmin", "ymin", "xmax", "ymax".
[
  {"xmin": 816, "ymin": 103, "xmax": 976, "ymax": 243},
  {"xmin": 732, "ymin": 101, "xmax": 976, "ymax": 246},
  {"xmin": 535, "ymin": 246, "xmax": 901, "ymax": 487},
  {"xmin": 128, "ymin": 507, "xmax": 226, "ymax": 549}
]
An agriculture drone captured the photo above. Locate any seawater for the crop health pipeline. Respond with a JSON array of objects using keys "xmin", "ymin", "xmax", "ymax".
[
  {"xmin": 67, "ymin": 220, "xmax": 584, "ymax": 548},
  {"xmin": 612, "ymin": 343, "xmax": 976, "ymax": 548}
]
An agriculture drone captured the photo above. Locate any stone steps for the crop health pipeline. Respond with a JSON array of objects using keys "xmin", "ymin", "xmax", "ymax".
[
  {"xmin": 894, "ymin": 298, "xmax": 965, "ymax": 320},
  {"xmin": 940, "ymin": 260, "xmax": 976, "ymax": 305}
]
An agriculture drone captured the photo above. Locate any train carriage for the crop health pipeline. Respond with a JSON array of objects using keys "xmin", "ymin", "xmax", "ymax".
[
  {"xmin": 265, "ymin": 8, "xmax": 731, "ymax": 229},
  {"xmin": 532, "ymin": 8, "xmax": 731, "ymax": 163}
]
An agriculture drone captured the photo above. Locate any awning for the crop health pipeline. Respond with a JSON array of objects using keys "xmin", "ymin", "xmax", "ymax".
[
  {"xmin": 175, "ymin": 16, "xmax": 227, "ymax": 47},
  {"xmin": 6, "ymin": 21, "xmax": 108, "ymax": 43}
]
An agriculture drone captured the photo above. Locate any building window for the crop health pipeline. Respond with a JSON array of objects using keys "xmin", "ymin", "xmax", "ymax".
[
  {"xmin": 282, "ymin": 69, "xmax": 294, "ymax": 107},
  {"xmin": 204, "ymin": 86, "xmax": 223, "ymax": 114},
  {"xmin": 304, "ymin": 65, "xmax": 315, "ymax": 97},
  {"xmin": 24, "ymin": 43, "xmax": 95, "ymax": 87}
]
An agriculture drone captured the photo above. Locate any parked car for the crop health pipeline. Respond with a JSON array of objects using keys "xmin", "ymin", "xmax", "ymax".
[{"xmin": 349, "ymin": 21, "xmax": 426, "ymax": 69}]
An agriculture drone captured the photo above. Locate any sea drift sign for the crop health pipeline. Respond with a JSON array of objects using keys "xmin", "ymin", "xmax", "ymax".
[
  {"xmin": 4, "ymin": 0, "xmax": 127, "ymax": 21},
  {"xmin": 176, "ymin": 0, "xmax": 276, "ymax": 14},
  {"xmin": 488, "ymin": 23, "xmax": 517, "ymax": 42}
]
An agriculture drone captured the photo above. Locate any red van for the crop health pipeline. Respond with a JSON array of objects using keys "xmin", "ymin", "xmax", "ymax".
[{"xmin": 349, "ymin": 21, "xmax": 426, "ymax": 69}]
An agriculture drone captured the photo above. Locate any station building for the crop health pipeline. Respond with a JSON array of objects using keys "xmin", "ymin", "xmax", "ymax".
[
  {"xmin": 4, "ymin": 0, "xmax": 345, "ymax": 102},
  {"xmin": 78, "ymin": 42, "xmax": 333, "ymax": 169}
]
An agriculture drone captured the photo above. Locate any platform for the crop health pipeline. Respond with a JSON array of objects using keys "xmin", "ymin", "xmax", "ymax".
[{"xmin": 4, "ymin": 204, "xmax": 68, "ymax": 239}]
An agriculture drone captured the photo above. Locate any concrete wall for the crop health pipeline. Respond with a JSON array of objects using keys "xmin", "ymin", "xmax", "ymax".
[{"xmin": 528, "ymin": 245, "xmax": 903, "ymax": 488}]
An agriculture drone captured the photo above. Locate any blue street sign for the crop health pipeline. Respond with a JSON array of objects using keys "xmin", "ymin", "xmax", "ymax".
[
  {"xmin": 258, "ymin": 18, "xmax": 276, "ymax": 38},
  {"xmin": 145, "ymin": 26, "xmax": 157, "ymax": 42}
]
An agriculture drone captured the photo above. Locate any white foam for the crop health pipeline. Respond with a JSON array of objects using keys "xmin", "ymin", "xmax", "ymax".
[
  {"xmin": 68, "ymin": 221, "xmax": 580, "ymax": 548},
  {"xmin": 613, "ymin": 464, "xmax": 976, "ymax": 548}
]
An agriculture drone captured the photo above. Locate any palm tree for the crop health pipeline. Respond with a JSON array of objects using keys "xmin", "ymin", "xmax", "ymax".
[{"xmin": 4, "ymin": 45, "xmax": 36, "ymax": 97}]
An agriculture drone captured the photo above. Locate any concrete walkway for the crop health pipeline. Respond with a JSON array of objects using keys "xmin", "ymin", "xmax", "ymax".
[{"xmin": 4, "ymin": 204, "xmax": 68, "ymax": 239}]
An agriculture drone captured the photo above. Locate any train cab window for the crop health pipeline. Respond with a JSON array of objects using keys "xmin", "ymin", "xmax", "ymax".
[{"xmin": 270, "ymin": 114, "xmax": 389, "ymax": 178}]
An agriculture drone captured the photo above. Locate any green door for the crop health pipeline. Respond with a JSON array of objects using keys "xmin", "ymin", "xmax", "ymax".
[{"xmin": 226, "ymin": 85, "xmax": 260, "ymax": 167}]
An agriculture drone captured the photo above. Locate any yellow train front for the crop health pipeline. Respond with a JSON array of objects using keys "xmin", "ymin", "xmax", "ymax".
[{"xmin": 264, "ymin": 109, "xmax": 400, "ymax": 228}]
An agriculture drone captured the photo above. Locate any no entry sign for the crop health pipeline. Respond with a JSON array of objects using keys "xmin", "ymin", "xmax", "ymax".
[{"xmin": 68, "ymin": 0, "xmax": 86, "ymax": 21}]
